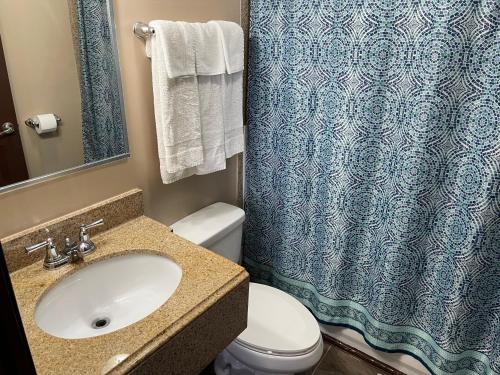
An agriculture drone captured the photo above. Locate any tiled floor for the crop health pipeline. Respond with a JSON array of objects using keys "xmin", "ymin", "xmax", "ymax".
[
  {"xmin": 199, "ymin": 339, "xmax": 393, "ymax": 375},
  {"xmin": 304, "ymin": 341, "xmax": 392, "ymax": 375}
]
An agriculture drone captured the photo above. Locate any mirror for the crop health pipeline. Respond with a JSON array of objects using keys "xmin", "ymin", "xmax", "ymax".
[{"xmin": 0, "ymin": 0, "xmax": 128, "ymax": 191}]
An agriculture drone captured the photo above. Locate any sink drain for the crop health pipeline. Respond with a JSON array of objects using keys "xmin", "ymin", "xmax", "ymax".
[{"xmin": 91, "ymin": 317, "xmax": 110, "ymax": 329}]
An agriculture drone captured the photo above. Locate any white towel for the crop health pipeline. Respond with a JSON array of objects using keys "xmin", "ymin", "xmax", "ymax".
[
  {"xmin": 182, "ymin": 22, "xmax": 226, "ymax": 76},
  {"xmin": 158, "ymin": 76, "xmax": 227, "ymax": 181},
  {"xmin": 195, "ymin": 75, "xmax": 227, "ymax": 174},
  {"xmin": 146, "ymin": 21, "xmax": 195, "ymax": 78},
  {"xmin": 222, "ymin": 72, "xmax": 244, "ymax": 158},
  {"xmin": 208, "ymin": 21, "xmax": 244, "ymax": 157},
  {"xmin": 146, "ymin": 21, "xmax": 204, "ymax": 184},
  {"xmin": 210, "ymin": 21, "xmax": 244, "ymax": 74},
  {"xmin": 186, "ymin": 23, "xmax": 226, "ymax": 175},
  {"xmin": 158, "ymin": 76, "xmax": 230, "ymax": 180}
]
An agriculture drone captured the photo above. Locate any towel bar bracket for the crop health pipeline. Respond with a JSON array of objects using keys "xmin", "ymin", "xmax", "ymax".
[{"xmin": 133, "ymin": 22, "xmax": 155, "ymax": 40}]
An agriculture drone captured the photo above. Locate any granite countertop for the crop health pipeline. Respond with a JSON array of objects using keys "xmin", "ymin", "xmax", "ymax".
[{"xmin": 10, "ymin": 216, "xmax": 249, "ymax": 375}]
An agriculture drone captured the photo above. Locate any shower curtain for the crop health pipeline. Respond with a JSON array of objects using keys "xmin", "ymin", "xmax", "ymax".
[
  {"xmin": 75, "ymin": 0, "xmax": 128, "ymax": 163},
  {"xmin": 244, "ymin": 1, "xmax": 499, "ymax": 374}
]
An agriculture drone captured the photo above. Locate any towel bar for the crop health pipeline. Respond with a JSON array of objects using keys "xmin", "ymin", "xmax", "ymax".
[{"xmin": 133, "ymin": 22, "xmax": 155, "ymax": 40}]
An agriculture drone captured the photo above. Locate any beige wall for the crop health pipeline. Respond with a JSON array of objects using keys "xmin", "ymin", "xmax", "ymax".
[
  {"xmin": 0, "ymin": 0, "xmax": 84, "ymax": 178},
  {"xmin": 0, "ymin": 0, "xmax": 241, "ymax": 238}
]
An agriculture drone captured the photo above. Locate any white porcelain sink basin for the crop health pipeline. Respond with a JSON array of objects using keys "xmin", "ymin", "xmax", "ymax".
[{"xmin": 35, "ymin": 253, "xmax": 182, "ymax": 339}]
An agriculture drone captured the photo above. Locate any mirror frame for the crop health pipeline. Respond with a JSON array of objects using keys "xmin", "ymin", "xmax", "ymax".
[{"xmin": 0, "ymin": 0, "xmax": 129, "ymax": 194}]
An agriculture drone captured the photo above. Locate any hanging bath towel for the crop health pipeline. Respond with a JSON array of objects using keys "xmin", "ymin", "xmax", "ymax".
[{"xmin": 146, "ymin": 20, "xmax": 203, "ymax": 184}]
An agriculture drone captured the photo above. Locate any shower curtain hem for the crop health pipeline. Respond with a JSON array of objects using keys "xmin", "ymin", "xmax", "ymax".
[{"xmin": 244, "ymin": 257, "xmax": 496, "ymax": 375}]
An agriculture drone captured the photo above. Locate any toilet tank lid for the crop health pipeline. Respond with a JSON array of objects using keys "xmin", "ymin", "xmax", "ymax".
[{"xmin": 170, "ymin": 203, "xmax": 245, "ymax": 247}]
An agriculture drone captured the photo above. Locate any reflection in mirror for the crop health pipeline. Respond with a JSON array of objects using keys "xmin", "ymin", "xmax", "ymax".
[{"xmin": 0, "ymin": 0, "xmax": 128, "ymax": 191}]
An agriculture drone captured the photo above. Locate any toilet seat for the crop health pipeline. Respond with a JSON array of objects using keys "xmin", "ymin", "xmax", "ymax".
[{"xmin": 217, "ymin": 282, "xmax": 323, "ymax": 374}]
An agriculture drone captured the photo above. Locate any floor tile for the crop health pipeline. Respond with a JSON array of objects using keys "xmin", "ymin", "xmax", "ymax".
[
  {"xmin": 298, "ymin": 340, "xmax": 332, "ymax": 375},
  {"xmin": 198, "ymin": 339, "xmax": 393, "ymax": 375}
]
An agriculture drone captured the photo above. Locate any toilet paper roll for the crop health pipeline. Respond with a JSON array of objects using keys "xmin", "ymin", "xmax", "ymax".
[{"xmin": 35, "ymin": 114, "xmax": 58, "ymax": 134}]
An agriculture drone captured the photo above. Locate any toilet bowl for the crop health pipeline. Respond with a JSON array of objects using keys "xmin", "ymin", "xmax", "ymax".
[{"xmin": 171, "ymin": 203, "xmax": 323, "ymax": 374}]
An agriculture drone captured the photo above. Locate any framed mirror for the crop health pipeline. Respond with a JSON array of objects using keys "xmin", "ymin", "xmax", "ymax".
[{"xmin": 0, "ymin": 0, "xmax": 129, "ymax": 192}]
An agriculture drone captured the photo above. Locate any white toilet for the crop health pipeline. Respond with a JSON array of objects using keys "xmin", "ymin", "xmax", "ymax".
[{"xmin": 171, "ymin": 202, "xmax": 323, "ymax": 375}]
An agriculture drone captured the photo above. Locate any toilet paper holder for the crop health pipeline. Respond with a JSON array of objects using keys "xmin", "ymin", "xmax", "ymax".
[{"xmin": 25, "ymin": 115, "xmax": 62, "ymax": 130}]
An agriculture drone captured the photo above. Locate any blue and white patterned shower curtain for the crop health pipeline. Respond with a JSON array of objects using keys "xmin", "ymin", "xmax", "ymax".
[
  {"xmin": 76, "ymin": 0, "xmax": 128, "ymax": 163},
  {"xmin": 244, "ymin": 1, "xmax": 499, "ymax": 374}
]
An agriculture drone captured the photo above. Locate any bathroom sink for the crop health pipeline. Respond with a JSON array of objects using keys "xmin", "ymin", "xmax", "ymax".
[{"xmin": 34, "ymin": 253, "xmax": 182, "ymax": 339}]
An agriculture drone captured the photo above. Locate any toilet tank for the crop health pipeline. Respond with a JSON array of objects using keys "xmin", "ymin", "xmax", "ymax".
[{"xmin": 170, "ymin": 203, "xmax": 245, "ymax": 263}]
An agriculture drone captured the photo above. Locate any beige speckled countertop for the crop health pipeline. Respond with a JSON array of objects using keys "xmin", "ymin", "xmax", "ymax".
[{"xmin": 10, "ymin": 216, "xmax": 249, "ymax": 375}]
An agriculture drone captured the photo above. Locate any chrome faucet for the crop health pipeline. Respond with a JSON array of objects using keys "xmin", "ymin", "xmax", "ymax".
[
  {"xmin": 63, "ymin": 237, "xmax": 84, "ymax": 263},
  {"xmin": 25, "ymin": 236, "xmax": 69, "ymax": 270},
  {"xmin": 25, "ymin": 219, "xmax": 104, "ymax": 270},
  {"xmin": 77, "ymin": 219, "xmax": 104, "ymax": 255}
]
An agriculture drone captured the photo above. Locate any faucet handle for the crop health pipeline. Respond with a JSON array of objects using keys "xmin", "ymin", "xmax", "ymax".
[
  {"xmin": 78, "ymin": 219, "xmax": 104, "ymax": 255},
  {"xmin": 79, "ymin": 219, "xmax": 104, "ymax": 239},
  {"xmin": 25, "ymin": 237, "xmax": 68, "ymax": 270},
  {"xmin": 25, "ymin": 228, "xmax": 53, "ymax": 254},
  {"xmin": 82, "ymin": 218, "xmax": 104, "ymax": 229},
  {"xmin": 25, "ymin": 237, "xmax": 55, "ymax": 255}
]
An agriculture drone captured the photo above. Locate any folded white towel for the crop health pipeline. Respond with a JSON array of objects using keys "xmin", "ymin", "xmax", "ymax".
[
  {"xmin": 160, "ymin": 74, "xmax": 233, "ymax": 180},
  {"xmin": 222, "ymin": 72, "xmax": 244, "ymax": 158},
  {"xmin": 195, "ymin": 75, "xmax": 227, "ymax": 174},
  {"xmin": 146, "ymin": 20, "xmax": 244, "ymax": 183},
  {"xmin": 156, "ymin": 75, "xmax": 228, "ymax": 183},
  {"xmin": 158, "ymin": 76, "xmax": 227, "ymax": 182},
  {"xmin": 182, "ymin": 22, "xmax": 226, "ymax": 76},
  {"xmin": 147, "ymin": 21, "xmax": 204, "ymax": 184},
  {"xmin": 147, "ymin": 20, "xmax": 195, "ymax": 78},
  {"xmin": 210, "ymin": 21, "xmax": 244, "ymax": 74}
]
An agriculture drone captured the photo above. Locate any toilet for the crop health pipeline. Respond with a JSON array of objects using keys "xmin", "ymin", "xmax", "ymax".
[{"xmin": 171, "ymin": 202, "xmax": 323, "ymax": 375}]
